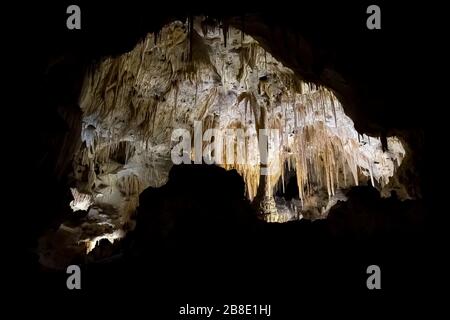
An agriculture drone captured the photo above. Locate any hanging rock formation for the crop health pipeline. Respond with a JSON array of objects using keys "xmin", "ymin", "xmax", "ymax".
[{"xmin": 39, "ymin": 17, "xmax": 407, "ymax": 267}]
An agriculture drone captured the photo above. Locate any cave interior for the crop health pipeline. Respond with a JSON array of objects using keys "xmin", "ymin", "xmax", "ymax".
[{"xmin": 15, "ymin": 0, "xmax": 437, "ymax": 308}]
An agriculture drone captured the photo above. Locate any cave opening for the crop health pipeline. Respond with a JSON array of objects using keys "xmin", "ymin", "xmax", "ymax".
[{"xmin": 36, "ymin": 17, "xmax": 411, "ymax": 269}]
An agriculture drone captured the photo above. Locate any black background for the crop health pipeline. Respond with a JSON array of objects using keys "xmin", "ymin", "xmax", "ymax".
[{"xmin": 6, "ymin": 0, "xmax": 443, "ymax": 316}]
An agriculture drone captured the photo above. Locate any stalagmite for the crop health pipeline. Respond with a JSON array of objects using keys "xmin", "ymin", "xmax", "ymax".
[
  {"xmin": 69, "ymin": 188, "xmax": 94, "ymax": 212},
  {"xmin": 251, "ymin": 102, "xmax": 278, "ymax": 219}
]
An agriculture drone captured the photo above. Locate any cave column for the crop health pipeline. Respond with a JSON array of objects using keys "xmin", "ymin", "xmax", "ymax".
[{"xmin": 252, "ymin": 101, "xmax": 278, "ymax": 221}]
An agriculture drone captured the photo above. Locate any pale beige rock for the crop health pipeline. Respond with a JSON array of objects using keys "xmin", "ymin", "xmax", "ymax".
[{"xmin": 39, "ymin": 18, "xmax": 407, "ymax": 268}]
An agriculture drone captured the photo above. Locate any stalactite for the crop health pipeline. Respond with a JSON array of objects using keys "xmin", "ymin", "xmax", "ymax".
[
  {"xmin": 117, "ymin": 174, "xmax": 141, "ymax": 197},
  {"xmin": 368, "ymin": 160, "xmax": 375, "ymax": 186},
  {"xmin": 74, "ymin": 18, "xmax": 406, "ymax": 229},
  {"xmin": 222, "ymin": 19, "xmax": 229, "ymax": 47},
  {"xmin": 188, "ymin": 15, "xmax": 194, "ymax": 61}
]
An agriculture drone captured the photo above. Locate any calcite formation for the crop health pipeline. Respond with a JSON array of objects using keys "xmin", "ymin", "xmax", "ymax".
[{"xmin": 40, "ymin": 17, "xmax": 407, "ymax": 267}]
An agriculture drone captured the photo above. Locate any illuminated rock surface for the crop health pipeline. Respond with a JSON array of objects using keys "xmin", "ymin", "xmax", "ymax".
[{"xmin": 39, "ymin": 18, "xmax": 407, "ymax": 268}]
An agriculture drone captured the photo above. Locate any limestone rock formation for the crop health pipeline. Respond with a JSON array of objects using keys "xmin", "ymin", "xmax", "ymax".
[{"xmin": 39, "ymin": 17, "xmax": 407, "ymax": 267}]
